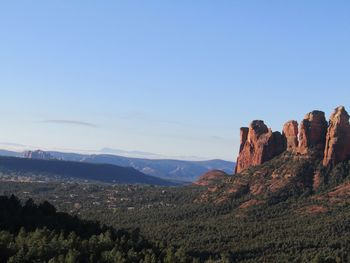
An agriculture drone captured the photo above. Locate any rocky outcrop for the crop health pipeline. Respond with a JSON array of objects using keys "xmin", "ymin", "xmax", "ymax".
[
  {"xmin": 282, "ymin": 112, "xmax": 328, "ymax": 155},
  {"xmin": 282, "ymin": 121, "xmax": 299, "ymax": 152},
  {"xmin": 323, "ymin": 106, "xmax": 350, "ymax": 167},
  {"xmin": 298, "ymin": 111, "xmax": 328, "ymax": 154},
  {"xmin": 234, "ymin": 106, "xmax": 350, "ymax": 174},
  {"xmin": 24, "ymin": 150, "xmax": 53, "ymax": 160},
  {"xmin": 235, "ymin": 121, "xmax": 285, "ymax": 173},
  {"xmin": 194, "ymin": 170, "xmax": 229, "ymax": 186},
  {"xmin": 239, "ymin": 127, "xmax": 249, "ymax": 153},
  {"xmin": 199, "ymin": 105, "xmax": 350, "ymax": 206}
]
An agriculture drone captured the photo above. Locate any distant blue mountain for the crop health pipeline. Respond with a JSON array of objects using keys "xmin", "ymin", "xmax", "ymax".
[
  {"xmin": 0, "ymin": 150, "xmax": 20, "ymax": 157},
  {"xmin": 0, "ymin": 155, "xmax": 176, "ymax": 186},
  {"xmin": 47, "ymin": 151, "xmax": 235, "ymax": 182},
  {"xmin": 0, "ymin": 149, "xmax": 235, "ymax": 182}
]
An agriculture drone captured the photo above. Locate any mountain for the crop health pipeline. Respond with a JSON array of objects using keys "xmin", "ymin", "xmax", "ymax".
[
  {"xmin": 0, "ymin": 149, "xmax": 235, "ymax": 182},
  {"xmin": 99, "ymin": 147, "xmax": 170, "ymax": 159},
  {"xmin": 0, "ymin": 149, "xmax": 20, "ymax": 157},
  {"xmin": 0, "ymin": 156, "xmax": 176, "ymax": 186},
  {"xmin": 35, "ymin": 151, "xmax": 234, "ymax": 182},
  {"xmin": 197, "ymin": 105, "xmax": 350, "ymax": 205},
  {"xmin": 24, "ymin": 150, "xmax": 53, "ymax": 160}
]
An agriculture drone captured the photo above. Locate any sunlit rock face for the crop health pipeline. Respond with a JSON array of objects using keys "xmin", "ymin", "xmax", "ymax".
[
  {"xmin": 298, "ymin": 111, "xmax": 327, "ymax": 155},
  {"xmin": 323, "ymin": 106, "xmax": 350, "ymax": 167},
  {"xmin": 283, "ymin": 120, "xmax": 299, "ymax": 152},
  {"xmin": 234, "ymin": 106, "xmax": 350, "ymax": 173},
  {"xmin": 235, "ymin": 120, "xmax": 284, "ymax": 173}
]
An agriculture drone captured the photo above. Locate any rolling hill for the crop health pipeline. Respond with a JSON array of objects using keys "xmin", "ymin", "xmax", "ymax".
[
  {"xmin": 0, "ymin": 150, "xmax": 235, "ymax": 182},
  {"xmin": 48, "ymin": 152, "xmax": 234, "ymax": 182},
  {"xmin": 0, "ymin": 156, "xmax": 176, "ymax": 186}
]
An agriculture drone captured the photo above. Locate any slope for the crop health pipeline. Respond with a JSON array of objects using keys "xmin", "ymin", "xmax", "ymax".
[{"xmin": 0, "ymin": 156, "xmax": 176, "ymax": 186}]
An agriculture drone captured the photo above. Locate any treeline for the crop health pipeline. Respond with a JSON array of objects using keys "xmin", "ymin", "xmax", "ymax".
[
  {"xmin": 0, "ymin": 195, "xmax": 194, "ymax": 263},
  {"xmin": 2, "ymin": 178, "xmax": 350, "ymax": 262}
]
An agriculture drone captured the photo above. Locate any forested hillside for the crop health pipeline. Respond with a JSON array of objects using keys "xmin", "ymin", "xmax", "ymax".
[
  {"xmin": 1, "ymin": 180, "xmax": 350, "ymax": 263},
  {"xmin": 0, "ymin": 195, "xmax": 192, "ymax": 263}
]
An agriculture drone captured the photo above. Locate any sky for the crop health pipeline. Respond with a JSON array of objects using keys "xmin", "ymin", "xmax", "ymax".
[{"xmin": 0, "ymin": 1, "xmax": 350, "ymax": 161}]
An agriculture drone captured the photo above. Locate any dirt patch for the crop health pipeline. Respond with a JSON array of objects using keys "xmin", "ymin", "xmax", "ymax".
[
  {"xmin": 268, "ymin": 177, "xmax": 290, "ymax": 193},
  {"xmin": 312, "ymin": 182, "xmax": 350, "ymax": 204},
  {"xmin": 214, "ymin": 196, "xmax": 230, "ymax": 204},
  {"xmin": 239, "ymin": 199, "xmax": 265, "ymax": 209},
  {"xmin": 250, "ymin": 183, "xmax": 265, "ymax": 195},
  {"xmin": 328, "ymin": 182, "xmax": 350, "ymax": 198},
  {"xmin": 208, "ymin": 186, "xmax": 218, "ymax": 192},
  {"xmin": 298, "ymin": 205, "xmax": 328, "ymax": 215}
]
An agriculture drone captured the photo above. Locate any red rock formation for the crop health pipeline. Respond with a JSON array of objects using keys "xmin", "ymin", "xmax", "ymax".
[
  {"xmin": 298, "ymin": 111, "xmax": 327, "ymax": 154},
  {"xmin": 234, "ymin": 106, "xmax": 350, "ymax": 174},
  {"xmin": 239, "ymin": 127, "xmax": 249, "ymax": 153},
  {"xmin": 24, "ymin": 150, "xmax": 53, "ymax": 160},
  {"xmin": 283, "ymin": 120, "xmax": 299, "ymax": 152},
  {"xmin": 323, "ymin": 106, "xmax": 350, "ymax": 167},
  {"xmin": 235, "ymin": 120, "xmax": 285, "ymax": 173},
  {"xmin": 194, "ymin": 170, "xmax": 228, "ymax": 186}
]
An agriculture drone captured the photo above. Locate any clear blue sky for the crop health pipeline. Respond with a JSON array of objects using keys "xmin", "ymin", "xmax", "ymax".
[{"xmin": 0, "ymin": 1, "xmax": 350, "ymax": 161}]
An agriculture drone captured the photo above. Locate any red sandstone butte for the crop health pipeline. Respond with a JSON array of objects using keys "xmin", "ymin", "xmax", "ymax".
[
  {"xmin": 235, "ymin": 120, "xmax": 284, "ymax": 173},
  {"xmin": 298, "ymin": 111, "xmax": 328, "ymax": 154},
  {"xmin": 235, "ymin": 106, "xmax": 350, "ymax": 173},
  {"xmin": 323, "ymin": 106, "xmax": 350, "ymax": 167},
  {"xmin": 282, "ymin": 120, "xmax": 299, "ymax": 152}
]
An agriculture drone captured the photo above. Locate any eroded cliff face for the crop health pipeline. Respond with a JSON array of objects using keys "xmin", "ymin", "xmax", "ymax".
[
  {"xmin": 283, "ymin": 121, "xmax": 298, "ymax": 152},
  {"xmin": 235, "ymin": 106, "xmax": 350, "ymax": 174},
  {"xmin": 24, "ymin": 150, "xmax": 53, "ymax": 160},
  {"xmin": 298, "ymin": 111, "xmax": 327, "ymax": 155},
  {"xmin": 235, "ymin": 121, "xmax": 284, "ymax": 173},
  {"xmin": 323, "ymin": 106, "xmax": 350, "ymax": 167},
  {"xmin": 197, "ymin": 106, "xmax": 350, "ymax": 206}
]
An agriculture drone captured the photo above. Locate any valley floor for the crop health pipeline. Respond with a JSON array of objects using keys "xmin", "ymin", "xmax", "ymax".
[{"xmin": 0, "ymin": 180, "xmax": 349, "ymax": 262}]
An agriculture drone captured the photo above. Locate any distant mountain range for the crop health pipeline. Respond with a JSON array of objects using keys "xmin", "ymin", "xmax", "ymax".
[
  {"xmin": 0, "ymin": 155, "xmax": 175, "ymax": 186},
  {"xmin": 0, "ymin": 149, "xmax": 235, "ymax": 182},
  {"xmin": 0, "ymin": 149, "xmax": 20, "ymax": 157}
]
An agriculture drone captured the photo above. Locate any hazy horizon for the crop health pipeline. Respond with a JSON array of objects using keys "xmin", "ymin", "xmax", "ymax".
[
  {"xmin": 1, "ymin": 1, "xmax": 350, "ymax": 161},
  {"xmin": 0, "ymin": 143, "xmax": 231, "ymax": 161}
]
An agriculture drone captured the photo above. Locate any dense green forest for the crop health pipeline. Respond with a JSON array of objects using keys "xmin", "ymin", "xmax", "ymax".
[
  {"xmin": 0, "ymin": 195, "xmax": 194, "ymax": 263},
  {"xmin": 0, "ymin": 180, "xmax": 350, "ymax": 262}
]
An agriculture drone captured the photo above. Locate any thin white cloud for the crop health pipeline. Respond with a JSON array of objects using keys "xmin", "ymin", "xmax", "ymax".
[
  {"xmin": 0, "ymin": 142, "xmax": 27, "ymax": 147},
  {"xmin": 41, "ymin": 120, "xmax": 98, "ymax": 128}
]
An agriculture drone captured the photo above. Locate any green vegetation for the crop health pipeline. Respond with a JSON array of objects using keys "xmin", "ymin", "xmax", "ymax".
[
  {"xmin": 0, "ymin": 179, "xmax": 350, "ymax": 262},
  {"xmin": 0, "ymin": 195, "xmax": 192, "ymax": 262},
  {"xmin": 2, "ymin": 158, "xmax": 350, "ymax": 262},
  {"xmin": 0, "ymin": 155, "xmax": 175, "ymax": 186}
]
